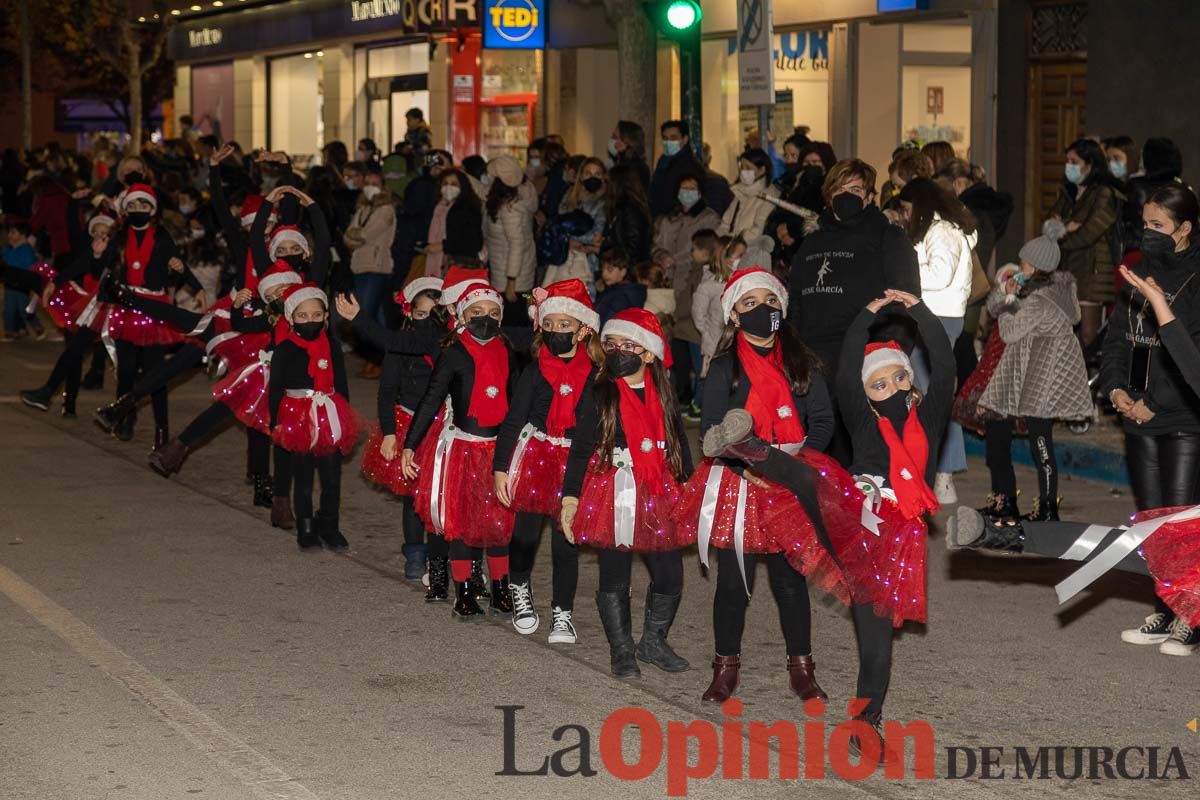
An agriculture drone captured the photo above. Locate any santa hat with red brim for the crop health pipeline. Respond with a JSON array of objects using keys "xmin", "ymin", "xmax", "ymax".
[
  {"xmin": 456, "ymin": 281, "xmax": 503, "ymax": 318},
  {"xmin": 282, "ymin": 282, "xmax": 327, "ymax": 322},
  {"xmin": 394, "ymin": 277, "xmax": 444, "ymax": 311},
  {"xmin": 257, "ymin": 260, "xmax": 303, "ymax": 301},
  {"xmin": 721, "ymin": 267, "xmax": 789, "ymax": 323},
  {"xmin": 240, "ymin": 194, "xmax": 265, "ymax": 227},
  {"xmin": 87, "ymin": 214, "xmax": 116, "ymax": 236},
  {"xmin": 602, "ymin": 307, "xmax": 672, "ymax": 367},
  {"xmin": 861, "ymin": 341, "xmax": 913, "ymax": 386},
  {"xmin": 120, "ymin": 183, "xmax": 157, "ymax": 213},
  {"xmin": 269, "ymin": 225, "xmax": 311, "ymax": 260},
  {"xmin": 441, "ymin": 266, "xmax": 490, "ymax": 307},
  {"xmin": 529, "ymin": 278, "xmax": 600, "ymax": 333}
]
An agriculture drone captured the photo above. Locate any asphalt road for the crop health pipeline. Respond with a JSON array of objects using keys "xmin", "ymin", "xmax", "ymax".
[{"xmin": 1, "ymin": 339, "xmax": 1196, "ymax": 799}]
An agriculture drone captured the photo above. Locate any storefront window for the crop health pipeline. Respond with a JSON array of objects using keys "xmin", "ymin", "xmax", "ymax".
[
  {"xmin": 480, "ymin": 50, "xmax": 540, "ymax": 162},
  {"xmin": 901, "ymin": 65, "xmax": 971, "ymax": 154},
  {"xmin": 190, "ymin": 62, "xmax": 234, "ymax": 141},
  {"xmin": 269, "ymin": 53, "xmax": 324, "ymax": 160},
  {"xmin": 363, "ymin": 42, "xmax": 430, "ymax": 154}
]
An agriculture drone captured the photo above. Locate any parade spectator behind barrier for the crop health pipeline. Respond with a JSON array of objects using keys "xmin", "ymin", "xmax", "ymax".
[
  {"xmin": 603, "ymin": 163, "xmax": 653, "ymax": 265},
  {"xmin": 719, "ymin": 148, "xmax": 778, "ymax": 240},
  {"xmin": 536, "ymin": 140, "xmax": 570, "ymax": 221},
  {"xmin": 608, "ymin": 120, "xmax": 651, "ymax": 190},
  {"xmin": 648, "ymin": 120, "xmax": 731, "ymax": 220},
  {"xmin": 544, "ymin": 157, "xmax": 607, "ymax": 289},
  {"xmin": 1, "ymin": 221, "xmax": 44, "ymax": 340},
  {"xmin": 877, "ymin": 143, "xmax": 926, "ymax": 207},
  {"xmin": 525, "ymin": 138, "xmax": 548, "ymax": 193},
  {"xmin": 425, "ymin": 169, "xmax": 483, "ymax": 278},
  {"xmin": 766, "ymin": 141, "xmax": 831, "ymax": 250},
  {"xmin": 594, "ymin": 247, "xmax": 646, "ymax": 325},
  {"xmin": 1050, "ymin": 137, "xmax": 1122, "ymax": 347},
  {"xmin": 404, "ymin": 108, "xmax": 433, "ymax": 161},
  {"xmin": 357, "ymin": 138, "xmax": 381, "ymax": 170},
  {"xmin": 1103, "ymin": 135, "xmax": 1139, "ymax": 186},
  {"xmin": 344, "ymin": 171, "xmax": 397, "ymax": 358},
  {"xmin": 540, "ymin": 149, "xmax": 577, "ymax": 223},
  {"xmin": 395, "ymin": 149, "xmax": 452, "ymax": 282},
  {"xmin": 921, "ymin": 141, "xmax": 957, "ymax": 175},
  {"xmin": 484, "ymin": 155, "xmax": 539, "ymax": 317},
  {"xmin": 1125, "ymin": 137, "xmax": 1185, "ymax": 244}
]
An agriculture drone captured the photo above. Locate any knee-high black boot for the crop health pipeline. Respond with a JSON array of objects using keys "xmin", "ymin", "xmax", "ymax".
[{"xmin": 596, "ymin": 589, "xmax": 640, "ymax": 679}]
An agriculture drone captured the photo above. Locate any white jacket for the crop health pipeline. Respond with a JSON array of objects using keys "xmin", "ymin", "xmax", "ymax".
[
  {"xmin": 718, "ymin": 179, "xmax": 779, "ymax": 239},
  {"xmin": 484, "ymin": 181, "xmax": 538, "ymax": 292},
  {"xmin": 691, "ymin": 268, "xmax": 726, "ymax": 363},
  {"xmin": 915, "ymin": 213, "xmax": 977, "ymax": 318}
]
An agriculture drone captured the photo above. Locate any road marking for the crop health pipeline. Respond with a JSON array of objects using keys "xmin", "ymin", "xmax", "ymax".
[{"xmin": 0, "ymin": 561, "xmax": 322, "ymax": 800}]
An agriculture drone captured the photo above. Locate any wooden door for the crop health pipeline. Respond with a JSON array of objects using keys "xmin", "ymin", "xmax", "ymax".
[{"xmin": 1025, "ymin": 60, "xmax": 1086, "ymax": 235}]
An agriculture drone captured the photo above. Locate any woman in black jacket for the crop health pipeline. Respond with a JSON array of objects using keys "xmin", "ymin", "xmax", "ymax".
[
  {"xmin": 424, "ymin": 168, "xmax": 483, "ymax": 276},
  {"xmin": 603, "ymin": 163, "xmax": 652, "ymax": 264}
]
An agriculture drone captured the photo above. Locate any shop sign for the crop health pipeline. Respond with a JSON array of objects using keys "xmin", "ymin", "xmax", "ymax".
[
  {"xmin": 926, "ymin": 86, "xmax": 944, "ymax": 115},
  {"xmin": 349, "ymin": 0, "xmax": 479, "ymax": 29},
  {"xmin": 727, "ymin": 30, "xmax": 829, "ymax": 72},
  {"xmin": 453, "ymin": 74, "xmax": 475, "ymax": 103},
  {"xmin": 188, "ymin": 28, "xmax": 223, "ymax": 48},
  {"xmin": 737, "ymin": 0, "xmax": 774, "ymax": 106},
  {"xmin": 878, "ymin": 0, "xmax": 930, "ymax": 11},
  {"xmin": 483, "ymin": 0, "xmax": 544, "ymax": 49}
]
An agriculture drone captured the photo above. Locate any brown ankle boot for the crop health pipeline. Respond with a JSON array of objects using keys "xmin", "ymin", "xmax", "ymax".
[
  {"xmin": 786, "ymin": 655, "xmax": 828, "ymax": 701},
  {"xmin": 701, "ymin": 655, "xmax": 740, "ymax": 703},
  {"xmin": 271, "ymin": 496, "xmax": 295, "ymax": 530}
]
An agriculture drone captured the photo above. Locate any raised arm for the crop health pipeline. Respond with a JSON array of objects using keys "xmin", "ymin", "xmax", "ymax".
[{"xmin": 836, "ymin": 305, "xmax": 880, "ymax": 428}]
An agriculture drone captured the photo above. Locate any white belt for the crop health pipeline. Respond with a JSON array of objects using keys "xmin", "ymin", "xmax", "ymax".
[
  {"xmin": 609, "ymin": 441, "xmax": 668, "ymax": 549},
  {"xmin": 507, "ymin": 423, "xmax": 570, "ymax": 476},
  {"xmin": 697, "ymin": 441, "xmax": 803, "ymax": 595},
  {"xmin": 284, "ymin": 388, "xmax": 340, "ymax": 451},
  {"xmin": 428, "ymin": 425, "xmax": 496, "ymax": 536},
  {"xmin": 95, "ymin": 285, "xmax": 169, "ymax": 367}
]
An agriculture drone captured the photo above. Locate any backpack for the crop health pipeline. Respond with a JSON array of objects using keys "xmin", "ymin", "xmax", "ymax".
[{"xmin": 537, "ymin": 209, "xmax": 594, "ymax": 267}]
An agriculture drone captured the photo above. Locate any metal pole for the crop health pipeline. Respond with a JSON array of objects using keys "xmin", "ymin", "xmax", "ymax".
[
  {"xmin": 679, "ymin": 28, "xmax": 702, "ymax": 158},
  {"xmin": 758, "ymin": 105, "xmax": 770, "ymax": 153}
]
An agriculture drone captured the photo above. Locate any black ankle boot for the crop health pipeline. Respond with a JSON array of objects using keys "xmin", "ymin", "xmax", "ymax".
[
  {"xmin": 425, "ymin": 556, "xmax": 449, "ymax": 602},
  {"xmin": 60, "ymin": 392, "xmax": 76, "ymax": 418},
  {"xmin": 114, "ymin": 411, "xmax": 136, "ymax": 442},
  {"xmin": 635, "ymin": 587, "xmax": 689, "ymax": 672},
  {"xmin": 80, "ymin": 370, "xmax": 104, "ymax": 391},
  {"xmin": 980, "ymin": 493, "xmax": 1019, "ymax": 521},
  {"xmin": 19, "ymin": 387, "xmax": 52, "ymax": 411},
  {"xmin": 453, "ymin": 580, "xmax": 484, "ymax": 620},
  {"xmin": 94, "ymin": 393, "xmax": 136, "ymax": 432},
  {"xmin": 296, "ymin": 518, "xmax": 322, "ymax": 550},
  {"xmin": 252, "ymin": 474, "xmax": 273, "ymax": 508},
  {"xmin": 148, "ymin": 437, "xmax": 187, "ymax": 476},
  {"xmin": 317, "ymin": 514, "xmax": 349, "ymax": 552},
  {"xmin": 489, "ymin": 577, "xmax": 513, "ymax": 614},
  {"xmin": 596, "ymin": 589, "xmax": 641, "ymax": 678},
  {"xmin": 469, "ymin": 559, "xmax": 490, "ymax": 601},
  {"xmin": 1022, "ymin": 496, "xmax": 1060, "ymax": 522}
]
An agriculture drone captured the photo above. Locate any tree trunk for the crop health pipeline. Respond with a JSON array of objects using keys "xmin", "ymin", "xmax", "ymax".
[
  {"xmin": 604, "ymin": 0, "xmax": 657, "ymax": 137},
  {"xmin": 126, "ymin": 22, "xmax": 142, "ymax": 153},
  {"xmin": 18, "ymin": 0, "xmax": 32, "ymax": 151}
]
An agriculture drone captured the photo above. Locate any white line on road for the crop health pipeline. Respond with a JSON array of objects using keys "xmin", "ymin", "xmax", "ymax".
[{"xmin": 0, "ymin": 561, "xmax": 323, "ymax": 800}]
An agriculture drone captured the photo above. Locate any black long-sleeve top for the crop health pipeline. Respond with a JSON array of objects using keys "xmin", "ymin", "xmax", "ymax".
[
  {"xmin": 561, "ymin": 378, "xmax": 693, "ymax": 499},
  {"xmin": 492, "ymin": 358, "xmax": 598, "ymax": 472},
  {"xmin": 700, "ymin": 342, "xmax": 835, "ymax": 477},
  {"xmin": 1159, "ymin": 320, "xmax": 1200, "ymax": 401},
  {"xmin": 229, "ymin": 298, "xmax": 277, "ymax": 335},
  {"xmin": 249, "ymin": 198, "xmax": 331, "ymax": 289},
  {"xmin": 404, "ymin": 340, "xmax": 519, "ymax": 448},
  {"xmin": 90, "ymin": 224, "xmax": 202, "ymax": 294},
  {"xmin": 267, "ymin": 334, "xmax": 350, "ymax": 428},
  {"xmin": 837, "ymin": 301, "xmax": 954, "ymax": 487},
  {"xmin": 350, "ymin": 314, "xmax": 441, "ymax": 432},
  {"xmin": 210, "ymin": 175, "xmax": 270, "ymax": 283}
]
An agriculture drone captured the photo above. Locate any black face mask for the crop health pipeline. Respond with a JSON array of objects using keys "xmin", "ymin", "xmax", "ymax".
[
  {"xmin": 125, "ymin": 211, "xmax": 151, "ymax": 229},
  {"xmin": 293, "ymin": 321, "xmax": 324, "ymax": 341},
  {"xmin": 281, "ymin": 253, "xmax": 308, "ymax": 271},
  {"xmin": 466, "ymin": 316, "xmax": 500, "ymax": 341},
  {"xmin": 1141, "ymin": 228, "xmax": 1178, "ymax": 259},
  {"xmin": 736, "ymin": 303, "xmax": 782, "ymax": 339},
  {"xmin": 831, "ymin": 192, "xmax": 865, "ymax": 221},
  {"xmin": 605, "ymin": 350, "xmax": 643, "ymax": 378},
  {"xmin": 123, "ymin": 171, "xmax": 144, "ymax": 187},
  {"xmin": 800, "ymin": 165, "xmax": 825, "ymax": 185},
  {"xmin": 581, "ymin": 177, "xmax": 604, "ymax": 194},
  {"xmin": 870, "ymin": 390, "xmax": 913, "ymax": 432},
  {"xmin": 412, "ymin": 315, "xmax": 439, "ymax": 333},
  {"xmin": 267, "ymin": 298, "xmax": 285, "ymax": 316},
  {"xmin": 543, "ymin": 330, "xmax": 577, "ymax": 356},
  {"xmin": 782, "ymin": 163, "xmax": 800, "ymax": 178}
]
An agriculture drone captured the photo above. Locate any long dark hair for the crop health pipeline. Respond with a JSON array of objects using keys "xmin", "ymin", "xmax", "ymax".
[
  {"xmin": 712, "ymin": 322, "xmax": 819, "ymax": 396},
  {"xmin": 486, "ymin": 178, "xmax": 518, "ymax": 222},
  {"xmin": 591, "ymin": 358, "xmax": 685, "ymax": 481},
  {"xmin": 439, "ymin": 168, "xmax": 481, "ymax": 216},
  {"xmin": 898, "ymin": 177, "xmax": 977, "ymax": 242},
  {"xmin": 1065, "ymin": 138, "xmax": 1110, "ymax": 187},
  {"xmin": 615, "ymin": 120, "xmax": 646, "ymax": 161},
  {"xmin": 605, "ymin": 163, "xmax": 650, "ymax": 226},
  {"xmin": 399, "ymin": 288, "xmax": 450, "ymax": 334},
  {"xmin": 1147, "ymin": 183, "xmax": 1200, "ymax": 243}
]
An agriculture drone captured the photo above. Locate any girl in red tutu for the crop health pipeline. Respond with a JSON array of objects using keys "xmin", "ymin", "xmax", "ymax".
[
  {"xmin": 560, "ymin": 308, "xmax": 693, "ymax": 678},
  {"xmin": 269, "ymin": 283, "xmax": 364, "ymax": 551},
  {"xmin": 45, "ymin": 214, "xmax": 115, "ymax": 332},
  {"xmin": 674, "ymin": 266, "xmax": 853, "ymax": 704},
  {"xmin": 492, "ymin": 279, "xmax": 601, "ymax": 642},
  {"xmin": 401, "ymin": 282, "xmax": 517, "ymax": 618},
  {"xmin": 335, "ymin": 278, "xmax": 447, "ymax": 584}
]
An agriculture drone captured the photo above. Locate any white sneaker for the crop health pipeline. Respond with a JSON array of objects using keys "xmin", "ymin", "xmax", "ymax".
[
  {"xmin": 1120, "ymin": 611, "xmax": 1174, "ymax": 644},
  {"xmin": 1159, "ymin": 618, "xmax": 1199, "ymax": 656},
  {"xmin": 510, "ymin": 582, "xmax": 539, "ymax": 635},
  {"xmin": 934, "ymin": 473, "xmax": 958, "ymax": 505},
  {"xmin": 421, "ymin": 566, "xmax": 430, "ymax": 588},
  {"xmin": 547, "ymin": 606, "xmax": 577, "ymax": 644}
]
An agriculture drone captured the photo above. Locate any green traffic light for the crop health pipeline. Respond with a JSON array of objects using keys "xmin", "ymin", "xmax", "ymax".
[{"xmin": 665, "ymin": 0, "xmax": 700, "ymax": 30}]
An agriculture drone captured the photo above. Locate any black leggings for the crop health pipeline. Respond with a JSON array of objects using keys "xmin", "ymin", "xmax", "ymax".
[
  {"xmin": 985, "ymin": 417, "xmax": 1057, "ymax": 501},
  {"xmin": 713, "ymin": 548, "xmax": 811, "ymax": 657},
  {"xmin": 114, "ymin": 341, "xmax": 167, "ymax": 431},
  {"xmin": 401, "ymin": 496, "xmax": 426, "ymax": 547},
  {"xmin": 448, "ymin": 540, "xmax": 508, "ymax": 561},
  {"xmin": 509, "ymin": 512, "xmax": 580, "ymax": 610},
  {"xmin": 43, "ymin": 326, "xmax": 98, "ymax": 403},
  {"xmin": 273, "ymin": 446, "xmax": 293, "ymax": 499},
  {"xmin": 597, "ymin": 549, "xmax": 683, "ymax": 595},
  {"xmin": 292, "ymin": 452, "xmax": 342, "ymax": 521},
  {"xmin": 175, "ymin": 402, "xmax": 270, "ymax": 475},
  {"xmin": 129, "ymin": 342, "xmax": 205, "ymax": 401}
]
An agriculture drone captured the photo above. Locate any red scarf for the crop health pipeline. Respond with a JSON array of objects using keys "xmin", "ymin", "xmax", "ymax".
[
  {"xmin": 537, "ymin": 346, "xmax": 593, "ymax": 437},
  {"xmin": 459, "ymin": 334, "xmax": 510, "ymax": 427},
  {"xmin": 125, "ymin": 226, "xmax": 155, "ymax": 288},
  {"xmin": 616, "ymin": 373, "xmax": 668, "ymax": 488},
  {"xmin": 283, "ymin": 325, "xmax": 334, "ymax": 394},
  {"xmin": 737, "ymin": 335, "xmax": 805, "ymax": 444},
  {"xmin": 876, "ymin": 408, "xmax": 939, "ymax": 520}
]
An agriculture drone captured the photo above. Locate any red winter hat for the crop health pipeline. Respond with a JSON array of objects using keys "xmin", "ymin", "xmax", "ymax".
[
  {"xmin": 281, "ymin": 282, "xmax": 327, "ymax": 322},
  {"xmin": 602, "ymin": 307, "xmax": 672, "ymax": 367},
  {"xmin": 455, "ymin": 281, "xmax": 503, "ymax": 318},
  {"xmin": 240, "ymin": 194, "xmax": 265, "ymax": 227},
  {"xmin": 395, "ymin": 276, "xmax": 444, "ymax": 313},
  {"xmin": 257, "ymin": 259, "xmax": 303, "ymax": 300},
  {"xmin": 269, "ymin": 225, "xmax": 311, "ymax": 260},
  {"xmin": 861, "ymin": 341, "xmax": 912, "ymax": 386},
  {"xmin": 721, "ymin": 267, "xmax": 788, "ymax": 322},
  {"xmin": 529, "ymin": 279, "xmax": 600, "ymax": 332},
  {"xmin": 441, "ymin": 266, "xmax": 490, "ymax": 307},
  {"xmin": 120, "ymin": 183, "xmax": 157, "ymax": 213}
]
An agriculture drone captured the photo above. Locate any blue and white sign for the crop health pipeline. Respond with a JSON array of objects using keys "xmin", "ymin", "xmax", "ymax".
[
  {"xmin": 484, "ymin": 0, "xmax": 545, "ymax": 49},
  {"xmin": 878, "ymin": 0, "xmax": 931, "ymax": 11}
]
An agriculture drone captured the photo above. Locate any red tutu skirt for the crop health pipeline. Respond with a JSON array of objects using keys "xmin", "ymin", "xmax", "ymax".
[
  {"xmin": 271, "ymin": 391, "xmax": 365, "ymax": 457},
  {"xmin": 212, "ymin": 352, "xmax": 272, "ymax": 433},
  {"xmin": 46, "ymin": 282, "xmax": 92, "ymax": 331},
  {"xmin": 1135, "ymin": 506, "xmax": 1200, "ymax": 629},
  {"xmin": 574, "ymin": 456, "xmax": 687, "ymax": 552},
  {"xmin": 677, "ymin": 449, "xmax": 854, "ymax": 602},
  {"xmin": 104, "ymin": 291, "xmax": 186, "ymax": 346},
  {"xmin": 361, "ymin": 407, "xmax": 444, "ymax": 496},
  {"xmin": 208, "ymin": 331, "xmax": 270, "ymax": 375},
  {"xmin": 506, "ymin": 426, "xmax": 571, "ymax": 517},
  {"xmin": 415, "ymin": 429, "xmax": 515, "ymax": 546}
]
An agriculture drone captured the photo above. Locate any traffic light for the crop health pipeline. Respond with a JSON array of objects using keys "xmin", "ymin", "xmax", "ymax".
[
  {"xmin": 644, "ymin": 1, "xmax": 703, "ymax": 157},
  {"xmin": 645, "ymin": 1, "xmax": 702, "ymax": 39}
]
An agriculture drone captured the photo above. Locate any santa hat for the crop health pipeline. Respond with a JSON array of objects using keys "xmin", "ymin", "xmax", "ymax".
[
  {"xmin": 395, "ymin": 276, "xmax": 443, "ymax": 313},
  {"xmin": 456, "ymin": 281, "xmax": 503, "ymax": 319},
  {"xmin": 268, "ymin": 225, "xmax": 311, "ymax": 260},
  {"xmin": 240, "ymin": 194, "xmax": 265, "ymax": 227},
  {"xmin": 120, "ymin": 183, "xmax": 157, "ymax": 213},
  {"xmin": 281, "ymin": 282, "xmax": 327, "ymax": 322},
  {"xmin": 861, "ymin": 341, "xmax": 912, "ymax": 386},
  {"xmin": 257, "ymin": 260, "xmax": 303, "ymax": 301},
  {"xmin": 602, "ymin": 307, "xmax": 672, "ymax": 367},
  {"xmin": 87, "ymin": 213, "xmax": 116, "ymax": 236},
  {"xmin": 721, "ymin": 267, "xmax": 789, "ymax": 322},
  {"xmin": 529, "ymin": 279, "xmax": 600, "ymax": 332},
  {"xmin": 441, "ymin": 266, "xmax": 490, "ymax": 307}
]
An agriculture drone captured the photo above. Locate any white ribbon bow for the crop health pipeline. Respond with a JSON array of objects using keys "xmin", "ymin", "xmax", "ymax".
[{"xmin": 285, "ymin": 388, "xmax": 341, "ymax": 451}]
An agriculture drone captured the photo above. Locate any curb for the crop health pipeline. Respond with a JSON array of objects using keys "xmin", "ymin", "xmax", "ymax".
[{"xmin": 964, "ymin": 431, "xmax": 1129, "ymax": 487}]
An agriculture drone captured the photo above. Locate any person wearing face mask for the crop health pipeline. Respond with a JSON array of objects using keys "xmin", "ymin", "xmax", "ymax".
[
  {"xmin": 560, "ymin": 308, "xmax": 693, "ymax": 679},
  {"xmin": 675, "ymin": 267, "xmax": 855, "ymax": 705},
  {"xmin": 1124, "ymin": 137, "xmax": 1185, "ymax": 245},
  {"xmin": 401, "ymin": 283, "xmax": 518, "ymax": 619},
  {"xmin": 765, "ymin": 141, "xmax": 835, "ymax": 249},
  {"xmin": 525, "ymin": 139, "xmax": 548, "ymax": 192},
  {"xmin": 269, "ymin": 283, "xmax": 363, "ymax": 550},
  {"xmin": 484, "ymin": 155, "xmax": 539, "ymax": 313},
  {"xmin": 492, "ymin": 280, "xmax": 601, "ymax": 642},
  {"xmin": 1049, "ymin": 138, "xmax": 1123, "ymax": 347},
  {"xmin": 544, "ymin": 157, "xmax": 608, "ymax": 289},
  {"xmin": 337, "ymin": 278, "xmax": 448, "ymax": 585},
  {"xmin": 718, "ymin": 148, "xmax": 778, "ymax": 241},
  {"xmin": 650, "ymin": 120, "xmax": 702, "ymax": 218},
  {"xmin": 424, "ymin": 169, "xmax": 483, "ymax": 278},
  {"xmin": 608, "ymin": 121, "xmax": 651, "ymax": 190},
  {"xmin": 1103, "ymin": 135, "xmax": 1139, "ymax": 190}
]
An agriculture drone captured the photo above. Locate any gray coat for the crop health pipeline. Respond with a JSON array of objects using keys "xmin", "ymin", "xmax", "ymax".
[{"xmin": 979, "ymin": 272, "xmax": 1092, "ymax": 420}]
